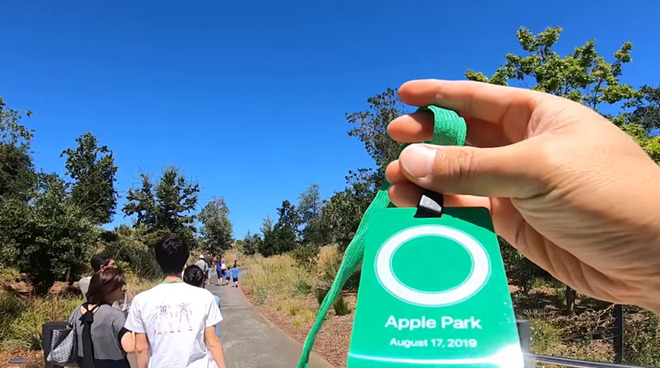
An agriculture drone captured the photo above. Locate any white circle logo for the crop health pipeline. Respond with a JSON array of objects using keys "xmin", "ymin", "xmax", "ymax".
[{"xmin": 375, "ymin": 225, "xmax": 490, "ymax": 306}]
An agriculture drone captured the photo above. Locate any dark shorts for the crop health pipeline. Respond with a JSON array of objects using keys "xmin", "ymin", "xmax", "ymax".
[{"xmin": 233, "ymin": 277, "xmax": 239, "ymax": 282}]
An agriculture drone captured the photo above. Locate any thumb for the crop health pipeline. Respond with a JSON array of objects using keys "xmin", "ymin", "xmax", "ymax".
[{"xmin": 398, "ymin": 143, "xmax": 547, "ymax": 198}]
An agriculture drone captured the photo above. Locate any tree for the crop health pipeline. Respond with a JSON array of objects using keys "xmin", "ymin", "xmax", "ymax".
[
  {"xmin": 319, "ymin": 168, "xmax": 379, "ymax": 252},
  {"xmin": 259, "ymin": 202, "xmax": 298, "ymax": 257},
  {"xmin": 465, "ymin": 26, "xmax": 646, "ymax": 312},
  {"xmin": 465, "ymin": 26, "xmax": 639, "ymax": 110},
  {"xmin": 0, "ymin": 173, "xmax": 97, "ymax": 294},
  {"xmin": 61, "ymin": 132, "xmax": 118, "ymax": 224},
  {"xmin": 297, "ymin": 184, "xmax": 324, "ymax": 244},
  {"xmin": 198, "ymin": 197, "xmax": 233, "ymax": 255},
  {"xmin": 0, "ymin": 97, "xmax": 36, "ymax": 202},
  {"xmin": 346, "ymin": 88, "xmax": 407, "ymax": 182},
  {"xmin": 625, "ymin": 85, "xmax": 660, "ymax": 131},
  {"xmin": 123, "ymin": 166, "xmax": 199, "ymax": 245},
  {"xmin": 241, "ymin": 231, "xmax": 262, "ymax": 256}
]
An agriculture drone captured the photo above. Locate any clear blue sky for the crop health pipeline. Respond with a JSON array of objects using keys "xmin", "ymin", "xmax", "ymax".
[{"xmin": 2, "ymin": 1, "xmax": 659, "ymax": 238}]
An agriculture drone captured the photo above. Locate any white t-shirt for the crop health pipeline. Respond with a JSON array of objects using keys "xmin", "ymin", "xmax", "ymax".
[{"xmin": 125, "ymin": 282, "xmax": 222, "ymax": 368}]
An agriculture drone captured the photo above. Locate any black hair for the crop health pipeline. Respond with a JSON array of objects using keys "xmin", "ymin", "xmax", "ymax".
[
  {"xmin": 183, "ymin": 265, "xmax": 206, "ymax": 287},
  {"xmin": 154, "ymin": 236, "xmax": 190, "ymax": 275},
  {"xmin": 90, "ymin": 254, "xmax": 112, "ymax": 272}
]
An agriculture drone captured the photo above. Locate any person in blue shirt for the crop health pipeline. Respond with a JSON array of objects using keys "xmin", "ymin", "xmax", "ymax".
[{"xmin": 230, "ymin": 266, "xmax": 239, "ymax": 288}]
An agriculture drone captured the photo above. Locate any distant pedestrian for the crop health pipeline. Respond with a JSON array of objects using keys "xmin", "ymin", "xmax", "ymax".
[
  {"xmin": 195, "ymin": 255, "xmax": 208, "ymax": 274},
  {"xmin": 78, "ymin": 254, "xmax": 131, "ymax": 312},
  {"xmin": 231, "ymin": 267, "xmax": 239, "ymax": 288},
  {"xmin": 224, "ymin": 266, "xmax": 231, "ymax": 284},
  {"xmin": 215, "ymin": 260, "xmax": 223, "ymax": 285}
]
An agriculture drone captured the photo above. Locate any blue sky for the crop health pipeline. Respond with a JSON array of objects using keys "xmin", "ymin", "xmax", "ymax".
[{"xmin": 2, "ymin": 1, "xmax": 659, "ymax": 238}]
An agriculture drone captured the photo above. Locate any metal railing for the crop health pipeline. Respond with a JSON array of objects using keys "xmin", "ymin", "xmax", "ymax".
[{"xmin": 517, "ymin": 320, "xmax": 653, "ymax": 368}]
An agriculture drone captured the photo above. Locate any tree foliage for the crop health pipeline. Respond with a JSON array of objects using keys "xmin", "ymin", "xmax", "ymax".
[
  {"xmin": 61, "ymin": 132, "xmax": 118, "ymax": 224},
  {"xmin": 347, "ymin": 88, "xmax": 407, "ymax": 181},
  {"xmin": 198, "ymin": 197, "xmax": 233, "ymax": 255},
  {"xmin": 123, "ymin": 166, "xmax": 199, "ymax": 245},
  {"xmin": 466, "ymin": 26, "xmax": 639, "ymax": 110},
  {"xmin": 0, "ymin": 174, "xmax": 97, "ymax": 293},
  {"xmin": 241, "ymin": 230, "xmax": 262, "ymax": 256},
  {"xmin": 296, "ymin": 183, "xmax": 325, "ymax": 245},
  {"xmin": 0, "ymin": 97, "xmax": 36, "ymax": 201},
  {"xmin": 320, "ymin": 169, "xmax": 378, "ymax": 252},
  {"xmin": 259, "ymin": 201, "xmax": 298, "ymax": 257}
]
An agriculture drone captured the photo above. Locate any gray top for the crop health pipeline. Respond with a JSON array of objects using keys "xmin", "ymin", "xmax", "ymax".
[
  {"xmin": 68, "ymin": 304, "xmax": 127, "ymax": 361},
  {"xmin": 195, "ymin": 259, "xmax": 208, "ymax": 273}
]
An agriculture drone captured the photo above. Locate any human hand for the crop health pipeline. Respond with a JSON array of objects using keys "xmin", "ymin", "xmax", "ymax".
[{"xmin": 386, "ymin": 79, "xmax": 660, "ymax": 312}]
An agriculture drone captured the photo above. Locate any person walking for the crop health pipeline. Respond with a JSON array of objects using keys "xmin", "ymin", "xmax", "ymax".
[
  {"xmin": 68, "ymin": 268, "xmax": 134, "ymax": 368},
  {"xmin": 124, "ymin": 237, "xmax": 226, "ymax": 368}
]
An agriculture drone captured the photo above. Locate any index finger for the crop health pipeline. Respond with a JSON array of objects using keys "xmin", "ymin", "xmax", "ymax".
[{"xmin": 398, "ymin": 79, "xmax": 541, "ymax": 125}]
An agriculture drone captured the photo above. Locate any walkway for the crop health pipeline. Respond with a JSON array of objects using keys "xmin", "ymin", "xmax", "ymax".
[{"xmin": 206, "ymin": 270, "xmax": 334, "ymax": 368}]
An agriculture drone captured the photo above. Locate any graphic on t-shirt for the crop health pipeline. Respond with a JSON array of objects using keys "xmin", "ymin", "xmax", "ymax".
[
  {"xmin": 156, "ymin": 304, "xmax": 175, "ymax": 334},
  {"xmin": 177, "ymin": 302, "xmax": 193, "ymax": 332}
]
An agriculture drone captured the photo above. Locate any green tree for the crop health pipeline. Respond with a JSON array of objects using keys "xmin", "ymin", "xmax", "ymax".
[
  {"xmin": 624, "ymin": 85, "xmax": 660, "ymax": 130},
  {"xmin": 346, "ymin": 88, "xmax": 407, "ymax": 182},
  {"xmin": 320, "ymin": 169, "xmax": 378, "ymax": 252},
  {"xmin": 296, "ymin": 184, "xmax": 325, "ymax": 245},
  {"xmin": 465, "ymin": 26, "xmax": 639, "ymax": 109},
  {"xmin": 465, "ymin": 26, "xmax": 647, "ymax": 312},
  {"xmin": 0, "ymin": 97, "xmax": 36, "ymax": 202},
  {"xmin": 123, "ymin": 166, "xmax": 199, "ymax": 245},
  {"xmin": 198, "ymin": 197, "xmax": 233, "ymax": 255},
  {"xmin": 0, "ymin": 173, "xmax": 97, "ymax": 294},
  {"xmin": 241, "ymin": 230, "xmax": 261, "ymax": 256},
  {"xmin": 260, "ymin": 201, "xmax": 298, "ymax": 257},
  {"xmin": 61, "ymin": 132, "xmax": 118, "ymax": 224}
]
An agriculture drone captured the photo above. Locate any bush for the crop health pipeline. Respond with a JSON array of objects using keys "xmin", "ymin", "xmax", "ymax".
[
  {"xmin": 0, "ymin": 291, "xmax": 82, "ymax": 351},
  {"xmin": 333, "ymin": 295, "xmax": 351, "ymax": 316},
  {"xmin": 290, "ymin": 245, "xmax": 319, "ymax": 270},
  {"xmin": 624, "ymin": 309, "xmax": 660, "ymax": 366},
  {"xmin": 316, "ymin": 287, "xmax": 330, "ymax": 306},
  {"xmin": 294, "ymin": 279, "xmax": 312, "ymax": 295},
  {"xmin": 320, "ymin": 251, "xmax": 361, "ymax": 291},
  {"xmin": 102, "ymin": 225, "xmax": 162, "ymax": 280}
]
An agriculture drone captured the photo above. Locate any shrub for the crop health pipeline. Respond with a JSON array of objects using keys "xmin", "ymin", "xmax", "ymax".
[
  {"xmin": 0, "ymin": 291, "xmax": 82, "ymax": 351},
  {"xmin": 102, "ymin": 225, "xmax": 162, "ymax": 280},
  {"xmin": 333, "ymin": 295, "xmax": 351, "ymax": 316},
  {"xmin": 290, "ymin": 245, "xmax": 320, "ymax": 270},
  {"xmin": 316, "ymin": 287, "xmax": 330, "ymax": 306},
  {"xmin": 288, "ymin": 303, "xmax": 302, "ymax": 316},
  {"xmin": 623, "ymin": 309, "xmax": 660, "ymax": 366},
  {"xmin": 294, "ymin": 279, "xmax": 312, "ymax": 296}
]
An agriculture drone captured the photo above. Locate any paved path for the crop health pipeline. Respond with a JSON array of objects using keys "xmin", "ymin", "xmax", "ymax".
[{"xmin": 206, "ymin": 270, "xmax": 334, "ymax": 368}]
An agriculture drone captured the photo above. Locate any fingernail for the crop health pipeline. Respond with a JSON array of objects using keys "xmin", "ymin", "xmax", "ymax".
[{"xmin": 400, "ymin": 144, "xmax": 436, "ymax": 178}]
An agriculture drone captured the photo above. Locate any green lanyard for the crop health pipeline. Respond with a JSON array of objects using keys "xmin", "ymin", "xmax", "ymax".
[{"xmin": 297, "ymin": 106, "xmax": 467, "ymax": 367}]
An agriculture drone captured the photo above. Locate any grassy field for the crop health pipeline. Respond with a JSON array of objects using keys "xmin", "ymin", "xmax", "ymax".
[{"xmin": 241, "ymin": 246, "xmax": 660, "ymax": 368}]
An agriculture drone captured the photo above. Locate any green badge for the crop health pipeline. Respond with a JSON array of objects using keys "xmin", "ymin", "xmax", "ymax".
[
  {"xmin": 296, "ymin": 106, "xmax": 523, "ymax": 368},
  {"xmin": 347, "ymin": 207, "xmax": 523, "ymax": 368}
]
